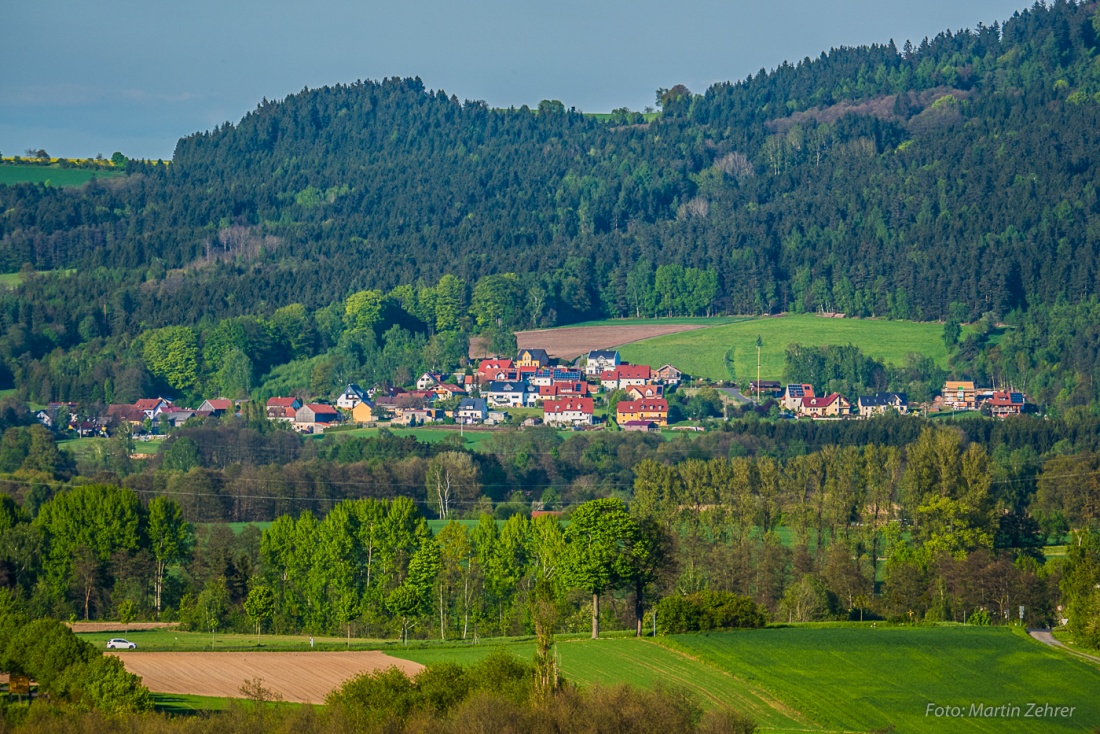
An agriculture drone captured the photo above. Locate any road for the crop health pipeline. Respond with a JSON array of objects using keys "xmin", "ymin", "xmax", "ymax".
[{"xmin": 1028, "ymin": 629, "xmax": 1100, "ymax": 664}]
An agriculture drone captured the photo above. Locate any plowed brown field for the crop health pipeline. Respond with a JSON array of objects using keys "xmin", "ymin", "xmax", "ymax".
[
  {"xmin": 471, "ymin": 323, "xmax": 709, "ymax": 361},
  {"xmin": 111, "ymin": 651, "xmax": 424, "ymax": 704}
]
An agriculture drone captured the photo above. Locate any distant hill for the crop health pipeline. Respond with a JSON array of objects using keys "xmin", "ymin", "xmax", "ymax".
[{"xmin": 3, "ymin": 1, "xmax": 1100, "ymax": 409}]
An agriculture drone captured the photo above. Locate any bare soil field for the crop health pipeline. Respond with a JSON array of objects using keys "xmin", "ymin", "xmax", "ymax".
[
  {"xmin": 111, "ymin": 651, "xmax": 424, "ymax": 704},
  {"xmin": 68, "ymin": 621, "xmax": 179, "ymax": 633},
  {"xmin": 471, "ymin": 323, "xmax": 710, "ymax": 361}
]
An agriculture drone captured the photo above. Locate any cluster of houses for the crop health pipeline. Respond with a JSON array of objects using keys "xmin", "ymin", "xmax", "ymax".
[
  {"xmin": 36, "ymin": 345, "xmax": 1030, "ymax": 440},
  {"xmin": 746, "ymin": 379, "xmax": 1027, "ymax": 420},
  {"xmin": 938, "ymin": 381, "xmax": 1027, "ymax": 417}
]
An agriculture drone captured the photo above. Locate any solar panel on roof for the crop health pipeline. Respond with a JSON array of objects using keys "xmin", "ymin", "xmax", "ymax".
[
  {"xmin": 1011, "ymin": 393, "xmax": 1024, "ymax": 404},
  {"xmin": 788, "ymin": 385, "xmax": 805, "ymax": 397}
]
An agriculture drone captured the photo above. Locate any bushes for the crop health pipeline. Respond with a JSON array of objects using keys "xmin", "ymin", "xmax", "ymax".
[
  {"xmin": 327, "ymin": 650, "xmax": 535, "ymax": 728},
  {"xmin": 655, "ymin": 591, "xmax": 767, "ymax": 635},
  {"xmin": 0, "ymin": 616, "xmax": 151, "ymax": 715}
]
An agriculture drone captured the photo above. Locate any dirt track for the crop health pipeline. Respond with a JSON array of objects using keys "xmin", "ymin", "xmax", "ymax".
[
  {"xmin": 111, "ymin": 651, "xmax": 424, "ymax": 704},
  {"xmin": 69, "ymin": 622, "xmax": 179, "ymax": 633},
  {"xmin": 470, "ymin": 323, "xmax": 709, "ymax": 361}
]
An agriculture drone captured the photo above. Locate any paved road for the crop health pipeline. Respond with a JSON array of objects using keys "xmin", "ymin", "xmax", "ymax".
[{"xmin": 1028, "ymin": 629, "xmax": 1100, "ymax": 664}]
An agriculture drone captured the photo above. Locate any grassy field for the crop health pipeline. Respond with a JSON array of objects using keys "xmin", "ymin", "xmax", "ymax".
[
  {"xmin": 81, "ymin": 624, "xmax": 1100, "ymax": 730},
  {"xmin": 553, "ymin": 316, "xmax": 751, "ymax": 329},
  {"xmin": 666, "ymin": 625, "xmax": 1100, "ymax": 733},
  {"xmin": 0, "ymin": 163, "xmax": 125, "ymax": 187},
  {"xmin": 58, "ymin": 436, "xmax": 166, "ymax": 460},
  {"xmin": 619, "ymin": 313, "xmax": 958, "ymax": 383}
]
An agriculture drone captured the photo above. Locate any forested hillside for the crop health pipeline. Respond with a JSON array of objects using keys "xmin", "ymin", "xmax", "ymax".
[{"xmin": 3, "ymin": 1, "xmax": 1100, "ymax": 408}]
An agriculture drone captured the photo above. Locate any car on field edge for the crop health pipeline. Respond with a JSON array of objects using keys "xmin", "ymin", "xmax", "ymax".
[{"xmin": 106, "ymin": 638, "xmax": 136, "ymax": 649}]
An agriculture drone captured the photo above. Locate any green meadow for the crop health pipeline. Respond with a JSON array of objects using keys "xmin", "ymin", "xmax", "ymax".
[
  {"xmin": 0, "ymin": 163, "xmax": 125, "ymax": 187},
  {"xmin": 618, "ymin": 313, "xmax": 957, "ymax": 382},
  {"xmin": 389, "ymin": 625, "xmax": 1100, "ymax": 732}
]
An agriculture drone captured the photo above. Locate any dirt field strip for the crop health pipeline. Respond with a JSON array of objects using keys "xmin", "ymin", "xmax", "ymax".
[
  {"xmin": 69, "ymin": 621, "xmax": 179, "ymax": 633},
  {"xmin": 513, "ymin": 323, "xmax": 713, "ymax": 361},
  {"xmin": 111, "ymin": 651, "xmax": 424, "ymax": 704}
]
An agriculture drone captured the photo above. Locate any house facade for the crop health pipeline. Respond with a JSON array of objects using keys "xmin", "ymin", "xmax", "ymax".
[
  {"xmin": 543, "ymin": 398, "xmax": 595, "ymax": 427},
  {"xmin": 585, "ymin": 350, "xmax": 620, "ymax": 376},
  {"xmin": 616, "ymin": 398, "xmax": 668, "ymax": 427},
  {"xmin": 486, "ymin": 380, "xmax": 536, "ymax": 407},
  {"xmin": 653, "ymin": 364, "xmax": 683, "ymax": 386},
  {"xmin": 799, "ymin": 394, "xmax": 850, "ymax": 419},
  {"xmin": 601, "ymin": 364, "xmax": 652, "ymax": 391},
  {"xmin": 986, "ymin": 390, "xmax": 1026, "ymax": 417},
  {"xmin": 857, "ymin": 392, "xmax": 909, "ymax": 418},
  {"xmin": 781, "ymin": 384, "xmax": 814, "ymax": 412},
  {"xmin": 457, "ymin": 398, "xmax": 489, "ymax": 423},
  {"xmin": 943, "ymin": 381, "xmax": 977, "ymax": 410},
  {"xmin": 336, "ymin": 384, "xmax": 367, "ymax": 409},
  {"xmin": 626, "ymin": 384, "xmax": 664, "ymax": 400},
  {"xmin": 516, "ymin": 349, "xmax": 550, "ymax": 369},
  {"xmin": 351, "ymin": 401, "xmax": 376, "ymax": 424}
]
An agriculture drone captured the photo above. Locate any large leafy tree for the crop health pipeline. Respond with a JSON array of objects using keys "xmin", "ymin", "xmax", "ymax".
[
  {"xmin": 146, "ymin": 497, "xmax": 192, "ymax": 614},
  {"xmin": 562, "ymin": 498, "xmax": 638, "ymax": 639}
]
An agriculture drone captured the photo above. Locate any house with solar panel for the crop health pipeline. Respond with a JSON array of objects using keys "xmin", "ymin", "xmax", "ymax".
[
  {"xmin": 781, "ymin": 384, "xmax": 814, "ymax": 412},
  {"xmin": 984, "ymin": 390, "xmax": 1026, "ymax": 417}
]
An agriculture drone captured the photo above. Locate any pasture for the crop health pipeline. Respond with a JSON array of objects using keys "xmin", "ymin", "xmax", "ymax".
[
  {"xmin": 0, "ymin": 163, "xmax": 125, "ymax": 187},
  {"xmin": 85, "ymin": 624, "xmax": 1100, "ymax": 730},
  {"xmin": 618, "ymin": 313, "xmax": 956, "ymax": 382}
]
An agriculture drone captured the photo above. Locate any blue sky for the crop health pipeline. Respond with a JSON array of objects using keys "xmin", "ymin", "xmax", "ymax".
[{"xmin": 2, "ymin": 0, "xmax": 1032, "ymax": 160}]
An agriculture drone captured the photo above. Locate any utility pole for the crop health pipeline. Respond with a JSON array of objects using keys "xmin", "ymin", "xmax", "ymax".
[{"xmin": 756, "ymin": 335, "xmax": 763, "ymax": 402}]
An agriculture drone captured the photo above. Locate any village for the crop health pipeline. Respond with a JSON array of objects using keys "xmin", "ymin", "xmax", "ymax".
[{"xmin": 30, "ymin": 344, "xmax": 1029, "ymax": 441}]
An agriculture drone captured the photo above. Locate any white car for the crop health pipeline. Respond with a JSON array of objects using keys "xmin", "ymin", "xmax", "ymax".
[{"xmin": 106, "ymin": 638, "xmax": 136, "ymax": 649}]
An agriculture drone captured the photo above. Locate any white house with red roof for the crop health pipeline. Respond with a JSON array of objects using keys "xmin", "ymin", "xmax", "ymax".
[
  {"xmin": 543, "ymin": 398, "xmax": 595, "ymax": 426},
  {"xmin": 600, "ymin": 364, "xmax": 652, "ymax": 391},
  {"xmin": 781, "ymin": 384, "xmax": 815, "ymax": 412},
  {"xmin": 798, "ymin": 393, "xmax": 850, "ymax": 419}
]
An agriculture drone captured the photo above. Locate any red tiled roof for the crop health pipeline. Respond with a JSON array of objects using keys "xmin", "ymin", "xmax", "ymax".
[
  {"xmin": 306, "ymin": 403, "xmax": 339, "ymax": 415},
  {"xmin": 544, "ymin": 398, "xmax": 594, "ymax": 414},
  {"xmin": 205, "ymin": 399, "xmax": 233, "ymax": 410},
  {"xmin": 603, "ymin": 364, "xmax": 651, "ymax": 381},
  {"xmin": 267, "ymin": 397, "xmax": 298, "ymax": 407},
  {"xmin": 479, "ymin": 359, "xmax": 514, "ymax": 372},
  {"xmin": 801, "ymin": 394, "xmax": 843, "ymax": 408}
]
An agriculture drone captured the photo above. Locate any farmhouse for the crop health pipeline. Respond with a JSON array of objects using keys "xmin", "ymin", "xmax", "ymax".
[
  {"xmin": 781, "ymin": 384, "xmax": 814, "ymax": 412},
  {"xmin": 197, "ymin": 398, "xmax": 234, "ymax": 416},
  {"xmin": 336, "ymin": 384, "xmax": 367, "ymax": 409},
  {"xmin": 857, "ymin": 392, "xmax": 909, "ymax": 417},
  {"xmin": 457, "ymin": 398, "xmax": 489, "ymax": 424},
  {"xmin": 585, "ymin": 350, "xmax": 620, "ymax": 376},
  {"xmin": 799, "ymin": 394, "xmax": 851, "ymax": 419},
  {"xmin": 943, "ymin": 380, "xmax": 977, "ymax": 410},
  {"xmin": 543, "ymin": 398, "xmax": 595, "ymax": 427},
  {"xmin": 392, "ymin": 408, "xmax": 443, "ymax": 426},
  {"xmin": 295, "ymin": 403, "xmax": 340, "ymax": 432},
  {"xmin": 601, "ymin": 364, "xmax": 652, "ymax": 391},
  {"xmin": 621, "ymin": 420, "xmax": 660, "ymax": 432},
  {"xmin": 266, "ymin": 396, "xmax": 301, "ymax": 421},
  {"xmin": 616, "ymin": 398, "xmax": 668, "ymax": 427}
]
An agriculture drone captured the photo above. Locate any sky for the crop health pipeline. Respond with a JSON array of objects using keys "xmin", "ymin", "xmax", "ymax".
[{"xmin": 2, "ymin": 0, "xmax": 1033, "ymax": 160}]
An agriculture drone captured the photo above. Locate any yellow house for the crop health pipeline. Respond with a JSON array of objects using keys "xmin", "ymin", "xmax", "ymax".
[
  {"xmin": 351, "ymin": 401, "xmax": 376, "ymax": 424},
  {"xmin": 516, "ymin": 348, "xmax": 550, "ymax": 369}
]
